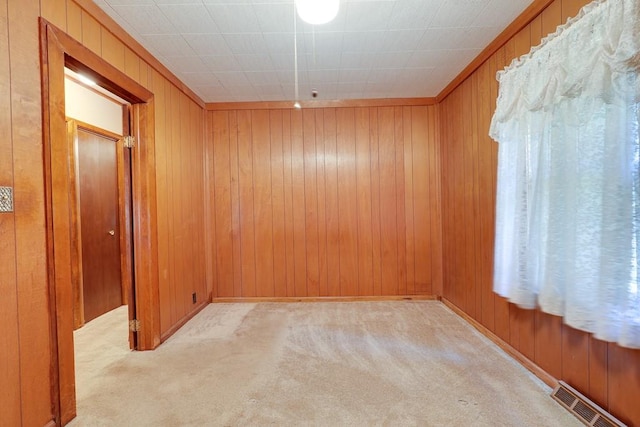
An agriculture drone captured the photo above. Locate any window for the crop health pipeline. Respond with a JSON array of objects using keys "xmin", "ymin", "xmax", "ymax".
[{"xmin": 489, "ymin": 0, "xmax": 640, "ymax": 349}]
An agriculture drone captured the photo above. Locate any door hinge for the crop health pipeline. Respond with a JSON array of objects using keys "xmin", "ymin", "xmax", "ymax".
[
  {"xmin": 129, "ymin": 319, "xmax": 141, "ymax": 332},
  {"xmin": 123, "ymin": 135, "xmax": 136, "ymax": 148}
]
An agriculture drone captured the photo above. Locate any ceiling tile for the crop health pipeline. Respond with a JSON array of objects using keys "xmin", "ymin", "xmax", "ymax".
[
  {"xmin": 429, "ymin": 0, "xmax": 490, "ymax": 28},
  {"xmin": 253, "ymin": 3, "xmax": 295, "ymax": 33},
  {"xmin": 183, "ymin": 34, "xmax": 232, "ymax": 55},
  {"xmin": 157, "ymin": 4, "xmax": 220, "ymax": 34},
  {"xmin": 110, "ymin": 4, "xmax": 176, "ymax": 35},
  {"xmin": 201, "ymin": 55, "xmax": 242, "ymax": 72},
  {"xmin": 205, "ymin": 4, "xmax": 261, "ymax": 33},
  {"xmin": 163, "ymin": 55, "xmax": 211, "ymax": 73},
  {"xmin": 214, "ymin": 72, "xmax": 250, "ymax": 86},
  {"xmin": 344, "ymin": 1, "xmax": 396, "ymax": 32},
  {"xmin": 96, "ymin": 0, "xmax": 536, "ymax": 102},
  {"xmin": 141, "ymin": 34, "xmax": 193, "ymax": 57},
  {"xmin": 223, "ymin": 33, "xmax": 268, "ymax": 55},
  {"xmin": 386, "ymin": 0, "xmax": 444, "ymax": 30}
]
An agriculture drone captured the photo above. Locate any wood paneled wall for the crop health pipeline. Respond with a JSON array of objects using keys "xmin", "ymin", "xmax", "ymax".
[
  {"xmin": 1, "ymin": 0, "xmax": 52, "ymax": 425},
  {"xmin": 439, "ymin": 0, "xmax": 640, "ymax": 425},
  {"xmin": 2, "ymin": 0, "xmax": 207, "ymax": 424},
  {"xmin": 207, "ymin": 105, "xmax": 442, "ymax": 298}
]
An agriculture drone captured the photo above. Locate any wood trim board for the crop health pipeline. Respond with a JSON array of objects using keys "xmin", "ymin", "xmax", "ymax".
[{"xmin": 206, "ymin": 98, "xmax": 438, "ymax": 111}]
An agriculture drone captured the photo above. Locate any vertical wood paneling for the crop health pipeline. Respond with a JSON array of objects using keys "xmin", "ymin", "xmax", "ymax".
[
  {"xmin": 608, "ymin": 346, "xmax": 640, "ymax": 425},
  {"xmin": 270, "ymin": 110, "xmax": 287, "ymax": 296},
  {"xmin": 124, "ymin": 47, "xmax": 140, "ymax": 84},
  {"xmin": 168, "ymin": 85, "xmax": 180, "ymax": 324},
  {"xmin": 369, "ymin": 108, "xmax": 382, "ymax": 295},
  {"xmin": 303, "ymin": 109, "xmax": 319, "ymax": 296},
  {"xmin": 324, "ymin": 109, "xmax": 340, "ymax": 297},
  {"xmin": 212, "ymin": 111, "xmax": 233, "ymax": 297},
  {"xmin": 101, "ymin": 29, "xmax": 125, "ymax": 72},
  {"xmin": 403, "ymin": 106, "xmax": 416, "ymax": 295},
  {"xmin": 180, "ymin": 93, "xmax": 194, "ymax": 311},
  {"xmin": 336, "ymin": 108, "xmax": 359, "ymax": 296},
  {"xmin": 229, "ymin": 111, "xmax": 243, "ymax": 297},
  {"xmin": 41, "ymin": 0, "xmax": 67, "ymax": 30},
  {"xmin": 588, "ymin": 337, "xmax": 608, "ymax": 408},
  {"xmin": 291, "ymin": 110, "xmax": 307, "ymax": 296},
  {"xmin": 429, "ymin": 106, "xmax": 443, "ymax": 296},
  {"xmin": 561, "ymin": 326, "xmax": 590, "ymax": 393},
  {"xmin": 252, "ymin": 110, "xmax": 275, "ymax": 296},
  {"xmin": 439, "ymin": 0, "xmax": 640, "ymax": 425},
  {"xmin": 281, "ymin": 111, "xmax": 296, "ymax": 296},
  {"xmin": 10, "ymin": 0, "xmax": 52, "ymax": 423},
  {"xmin": 153, "ymin": 72, "xmax": 172, "ymax": 333},
  {"xmin": 80, "ymin": 10, "xmax": 101, "ymax": 55},
  {"xmin": 66, "ymin": 1, "xmax": 82, "ymax": 41},
  {"xmin": 394, "ymin": 107, "xmax": 407, "ymax": 295},
  {"xmin": 315, "ymin": 110, "xmax": 329, "ymax": 297},
  {"xmin": 237, "ymin": 110, "xmax": 257, "ymax": 297},
  {"xmin": 208, "ymin": 104, "xmax": 440, "ymax": 299},
  {"xmin": 412, "ymin": 106, "xmax": 432, "ymax": 294},
  {"xmin": 378, "ymin": 107, "xmax": 399, "ymax": 295},
  {"xmin": 355, "ymin": 108, "xmax": 373, "ymax": 296},
  {"xmin": 0, "ymin": 0, "xmax": 22, "ymax": 423}
]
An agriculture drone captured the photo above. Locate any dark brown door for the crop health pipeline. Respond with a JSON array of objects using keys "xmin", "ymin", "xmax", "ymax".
[{"xmin": 77, "ymin": 126, "xmax": 123, "ymax": 323}]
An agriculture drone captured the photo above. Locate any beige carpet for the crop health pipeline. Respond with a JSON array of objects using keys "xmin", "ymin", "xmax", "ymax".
[{"xmin": 68, "ymin": 301, "xmax": 580, "ymax": 426}]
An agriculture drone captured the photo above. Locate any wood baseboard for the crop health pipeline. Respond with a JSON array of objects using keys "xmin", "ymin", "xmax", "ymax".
[
  {"xmin": 159, "ymin": 300, "xmax": 209, "ymax": 343},
  {"xmin": 211, "ymin": 295, "xmax": 439, "ymax": 303},
  {"xmin": 441, "ymin": 297, "xmax": 557, "ymax": 389}
]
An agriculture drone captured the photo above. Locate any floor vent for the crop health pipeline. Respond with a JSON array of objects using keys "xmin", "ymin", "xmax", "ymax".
[{"xmin": 551, "ymin": 381, "xmax": 626, "ymax": 427}]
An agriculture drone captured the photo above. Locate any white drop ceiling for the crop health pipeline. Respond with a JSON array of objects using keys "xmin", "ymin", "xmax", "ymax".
[{"xmin": 93, "ymin": 0, "xmax": 534, "ymax": 103}]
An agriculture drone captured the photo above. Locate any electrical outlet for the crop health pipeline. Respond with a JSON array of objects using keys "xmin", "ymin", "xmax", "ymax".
[{"xmin": 192, "ymin": 292, "xmax": 196, "ymax": 304}]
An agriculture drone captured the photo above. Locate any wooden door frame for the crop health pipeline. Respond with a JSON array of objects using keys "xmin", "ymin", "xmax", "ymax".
[{"xmin": 40, "ymin": 19, "xmax": 160, "ymax": 425}]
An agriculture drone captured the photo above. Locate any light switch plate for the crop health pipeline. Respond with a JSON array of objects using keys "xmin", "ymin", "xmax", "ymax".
[{"xmin": 0, "ymin": 186, "xmax": 13, "ymax": 212}]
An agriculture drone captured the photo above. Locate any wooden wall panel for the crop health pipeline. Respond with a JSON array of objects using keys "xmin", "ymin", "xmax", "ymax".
[
  {"xmin": 270, "ymin": 110, "xmax": 287, "ymax": 297},
  {"xmin": 355, "ymin": 107, "xmax": 373, "ymax": 296},
  {"xmin": 0, "ymin": 0, "xmax": 23, "ymax": 424},
  {"xmin": 101, "ymin": 29, "xmax": 125, "ymax": 72},
  {"xmin": 439, "ymin": 0, "xmax": 640, "ymax": 425},
  {"xmin": 253, "ymin": 110, "xmax": 275, "ymax": 296},
  {"xmin": 207, "ymin": 104, "xmax": 440, "ymax": 298},
  {"xmin": 10, "ymin": 0, "xmax": 54, "ymax": 424},
  {"xmin": 302, "ymin": 109, "xmax": 319, "ymax": 296},
  {"xmin": 323, "ymin": 109, "xmax": 340, "ymax": 296}
]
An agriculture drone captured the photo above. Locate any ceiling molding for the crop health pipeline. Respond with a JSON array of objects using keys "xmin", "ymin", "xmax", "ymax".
[{"xmin": 206, "ymin": 98, "xmax": 437, "ymax": 111}]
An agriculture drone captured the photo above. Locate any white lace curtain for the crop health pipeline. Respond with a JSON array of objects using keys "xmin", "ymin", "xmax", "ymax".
[{"xmin": 489, "ymin": 0, "xmax": 640, "ymax": 349}]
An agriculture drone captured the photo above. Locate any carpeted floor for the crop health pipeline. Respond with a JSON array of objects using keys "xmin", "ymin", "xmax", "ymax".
[{"xmin": 69, "ymin": 301, "xmax": 580, "ymax": 426}]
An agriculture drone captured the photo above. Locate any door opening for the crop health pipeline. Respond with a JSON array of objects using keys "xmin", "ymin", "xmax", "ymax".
[
  {"xmin": 41, "ymin": 18, "xmax": 160, "ymax": 426},
  {"xmin": 66, "ymin": 120, "xmax": 136, "ymax": 342}
]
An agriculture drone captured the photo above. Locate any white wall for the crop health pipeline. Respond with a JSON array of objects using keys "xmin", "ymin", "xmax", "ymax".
[{"xmin": 65, "ymin": 76, "xmax": 123, "ymax": 135}]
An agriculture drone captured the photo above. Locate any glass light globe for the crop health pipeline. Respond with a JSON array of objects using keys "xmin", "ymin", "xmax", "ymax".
[{"xmin": 295, "ymin": 0, "xmax": 339, "ymax": 25}]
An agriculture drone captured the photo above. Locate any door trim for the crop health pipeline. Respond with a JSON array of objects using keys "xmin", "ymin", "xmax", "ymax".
[{"xmin": 40, "ymin": 19, "xmax": 160, "ymax": 425}]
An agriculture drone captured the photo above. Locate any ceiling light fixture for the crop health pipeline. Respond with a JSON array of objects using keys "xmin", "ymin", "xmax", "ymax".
[{"xmin": 295, "ymin": 0, "xmax": 339, "ymax": 25}]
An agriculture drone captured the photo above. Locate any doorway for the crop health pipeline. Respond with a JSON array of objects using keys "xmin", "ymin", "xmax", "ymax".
[
  {"xmin": 40, "ymin": 18, "xmax": 160, "ymax": 425},
  {"xmin": 67, "ymin": 121, "xmax": 132, "ymax": 327}
]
